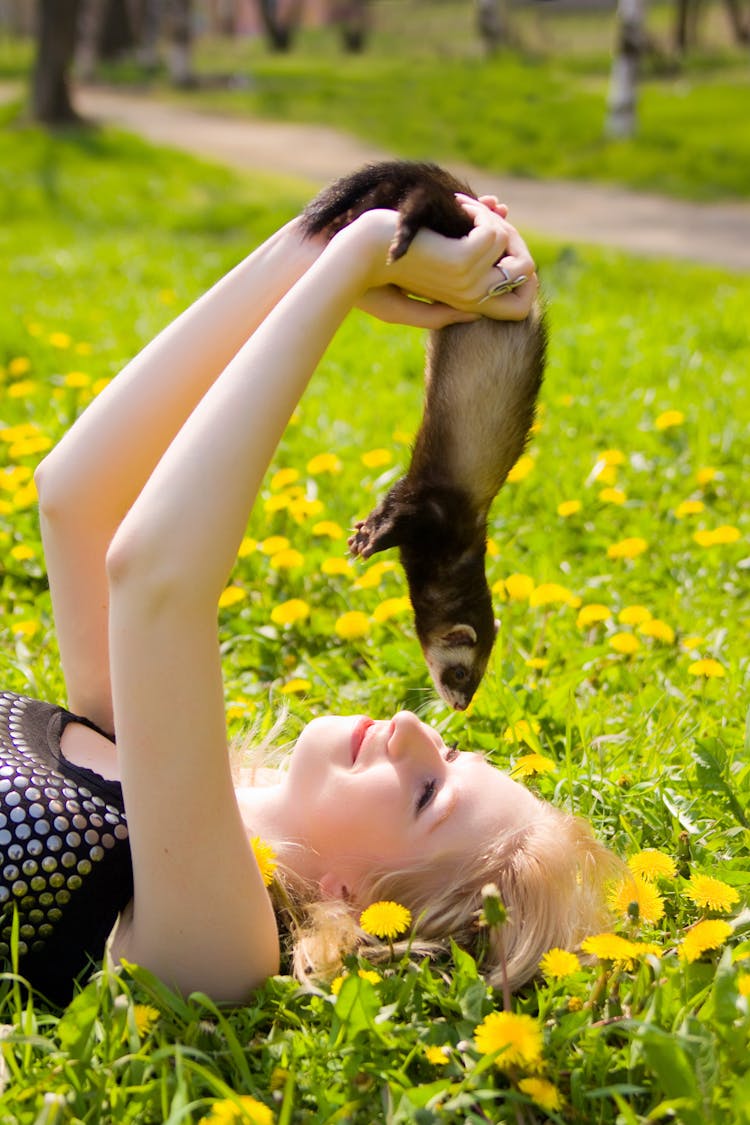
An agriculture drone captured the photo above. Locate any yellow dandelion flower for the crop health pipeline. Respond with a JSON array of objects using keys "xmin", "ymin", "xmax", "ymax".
[
  {"xmin": 607, "ymin": 537, "xmax": 648, "ymax": 560},
  {"xmin": 580, "ymin": 933, "xmax": 644, "ymax": 969},
  {"xmin": 288, "ymin": 496, "xmax": 324, "ymax": 522},
  {"xmin": 510, "ymin": 753, "xmax": 556, "ymax": 779},
  {"xmin": 263, "ymin": 494, "xmax": 290, "ymax": 514},
  {"xmin": 599, "ymin": 487, "xmax": 627, "ymax": 505},
  {"xmin": 238, "ymin": 537, "xmax": 257, "ymax": 558},
  {"xmin": 609, "ymin": 632, "xmax": 640, "ymax": 655},
  {"xmin": 600, "ymin": 449, "xmax": 626, "ymax": 467},
  {"xmin": 504, "ymin": 719, "xmax": 540, "ymax": 745},
  {"xmin": 525, "ymin": 657, "xmax": 549, "ymax": 670},
  {"xmin": 608, "ymin": 874, "xmax": 664, "ymax": 924},
  {"xmin": 361, "ymin": 448, "xmax": 392, "ymax": 469},
  {"xmin": 63, "ymin": 371, "xmax": 91, "ymax": 388},
  {"xmin": 424, "ymin": 1044, "xmax": 451, "ymax": 1066},
  {"xmin": 200, "ymin": 1095, "xmax": 274, "ymax": 1125},
  {"xmin": 270, "ymin": 599, "xmax": 310, "ymax": 627},
  {"xmin": 11, "ymin": 621, "xmax": 39, "ymax": 640},
  {"xmin": 372, "ymin": 596, "xmax": 412, "ymax": 623},
  {"xmin": 250, "ymin": 837, "xmax": 277, "ymax": 887},
  {"xmin": 359, "ymin": 900, "xmax": 411, "ymax": 939},
  {"xmin": 539, "ymin": 947, "xmax": 581, "ymax": 979},
  {"xmin": 8, "ymin": 380, "xmax": 36, "ymax": 399},
  {"xmin": 330, "ymin": 974, "xmax": 346, "ymax": 995},
  {"xmin": 681, "ymin": 635, "xmax": 704, "ymax": 651},
  {"xmin": 269, "ymin": 548, "xmax": 304, "ymax": 570},
  {"xmin": 473, "ymin": 1011, "xmax": 543, "ymax": 1071},
  {"xmin": 10, "ymin": 544, "xmax": 34, "ymax": 562},
  {"xmin": 92, "ymin": 377, "xmax": 110, "ymax": 395},
  {"xmin": 322, "ymin": 557, "xmax": 352, "ymax": 577},
  {"xmin": 133, "ymin": 1004, "xmax": 160, "ymax": 1036},
  {"xmin": 75, "ymin": 341, "xmax": 92, "ymax": 356},
  {"xmin": 518, "ymin": 1077, "xmax": 564, "ymax": 1113},
  {"xmin": 679, "ymin": 919, "xmax": 733, "ymax": 963},
  {"xmin": 392, "ymin": 428, "xmax": 413, "ymax": 445},
  {"xmin": 218, "ymin": 585, "xmax": 246, "ymax": 609},
  {"xmin": 10, "ymin": 436, "xmax": 53, "ymax": 458},
  {"xmin": 696, "ymin": 466, "xmax": 717, "ymax": 486},
  {"xmin": 638, "ymin": 619, "xmax": 675, "ymax": 644},
  {"xmin": 486, "ymin": 537, "xmax": 499, "ymax": 557},
  {"xmin": 567, "ymin": 996, "xmax": 583, "ymax": 1012},
  {"xmin": 357, "ymin": 968, "xmax": 381, "ymax": 985},
  {"xmin": 506, "ymin": 454, "xmax": 534, "ymax": 483},
  {"xmin": 557, "ymin": 499, "xmax": 582, "ymax": 517},
  {"xmin": 595, "ymin": 463, "xmax": 619, "ymax": 486},
  {"xmin": 558, "ymin": 393, "xmax": 574, "ymax": 407},
  {"xmin": 48, "ymin": 331, "xmax": 72, "ymax": 349},
  {"xmin": 335, "ymin": 611, "xmax": 370, "ymax": 640},
  {"xmin": 654, "ymin": 409, "xmax": 685, "ymax": 431},
  {"xmin": 529, "ymin": 582, "xmax": 578, "ymax": 608},
  {"xmin": 8, "ymin": 357, "xmax": 31, "ymax": 376},
  {"xmin": 158, "ymin": 289, "xmax": 177, "ymax": 306},
  {"xmin": 627, "ymin": 850, "xmax": 677, "ymax": 881},
  {"xmin": 688, "ymin": 658, "xmax": 725, "ymax": 678},
  {"xmin": 674, "ymin": 499, "xmax": 705, "ymax": 519},
  {"xmin": 618, "ymin": 605, "xmax": 651, "ymax": 626},
  {"xmin": 270, "ymin": 467, "xmax": 299, "ymax": 491},
  {"xmin": 312, "ymin": 520, "xmax": 344, "ymax": 540},
  {"xmin": 737, "ymin": 973, "xmax": 750, "ymax": 997},
  {"xmin": 307, "ymin": 452, "xmax": 342, "ymax": 475},
  {"xmin": 13, "ymin": 483, "xmax": 38, "ymax": 511},
  {"xmin": 259, "ymin": 535, "xmax": 290, "ymax": 555},
  {"xmin": 694, "ymin": 525, "xmax": 741, "ymax": 547},
  {"xmin": 505, "ymin": 573, "xmax": 535, "ymax": 601},
  {"xmin": 685, "ymin": 874, "xmax": 739, "ymax": 913},
  {"xmin": 279, "ymin": 678, "xmax": 311, "ymax": 695},
  {"xmin": 577, "ymin": 604, "xmax": 611, "ymax": 628}
]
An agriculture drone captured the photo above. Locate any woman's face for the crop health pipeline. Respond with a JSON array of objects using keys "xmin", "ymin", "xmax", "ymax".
[{"xmin": 274, "ymin": 710, "xmax": 540, "ymax": 894}]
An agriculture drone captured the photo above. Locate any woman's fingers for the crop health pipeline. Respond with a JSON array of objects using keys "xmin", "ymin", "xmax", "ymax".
[{"xmin": 357, "ymin": 286, "xmax": 480, "ymax": 328}]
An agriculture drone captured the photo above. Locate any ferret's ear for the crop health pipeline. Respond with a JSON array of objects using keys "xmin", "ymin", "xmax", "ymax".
[{"xmin": 442, "ymin": 624, "xmax": 477, "ymax": 648}]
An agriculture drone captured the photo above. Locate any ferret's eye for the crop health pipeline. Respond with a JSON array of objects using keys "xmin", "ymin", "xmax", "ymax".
[
  {"xmin": 444, "ymin": 744, "xmax": 460, "ymax": 763},
  {"xmin": 416, "ymin": 778, "xmax": 437, "ymax": 814},
  {"xmin": 450, "ymin": 666, "xmax": 467, "ymax": 684}
]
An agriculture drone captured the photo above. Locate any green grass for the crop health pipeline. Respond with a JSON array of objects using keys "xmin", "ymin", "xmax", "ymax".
[
  {"xmin": 4, "ymin": 0, "xmax": 748, "ymax": 200},
  {"xmin": 1, "ymin": 115, "xmax": 749, "ymax": 1122}
]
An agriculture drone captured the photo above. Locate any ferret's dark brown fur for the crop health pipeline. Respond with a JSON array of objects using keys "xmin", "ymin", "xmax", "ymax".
[{"xmin": 301, "ymin": 161, "xmax": 546, "ymax": 709}]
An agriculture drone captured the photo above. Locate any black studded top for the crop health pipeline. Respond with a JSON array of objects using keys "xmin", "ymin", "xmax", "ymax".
[{"xmin": 0, "ymin": 691, "xmax": 133, "ymax": 1005}]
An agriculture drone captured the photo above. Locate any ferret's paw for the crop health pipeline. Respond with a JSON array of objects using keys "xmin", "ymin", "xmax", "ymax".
[{"xmin": 348, "ymin": 522, "xmax": 372, "ymax": 557}]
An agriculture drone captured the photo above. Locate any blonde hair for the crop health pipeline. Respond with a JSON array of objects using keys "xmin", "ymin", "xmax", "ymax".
[
  {"xmin": 270, "ymin": 794, "xmax": 623, "ymax": 992},
  {"xmin": 231, "ymin": 714, "xmax": 622, "ymax": 991}
]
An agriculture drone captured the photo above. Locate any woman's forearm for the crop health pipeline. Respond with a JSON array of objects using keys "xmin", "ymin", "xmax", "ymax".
[
  {"xmin": 35, "ymin": 219, "xmax": 320, "ymax": 522},
  {"xmin": 105, "ymin": 218, "xmax": 384, "ymax": 603}
]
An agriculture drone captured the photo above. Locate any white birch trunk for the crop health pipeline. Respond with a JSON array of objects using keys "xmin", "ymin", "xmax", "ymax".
[{"xmin": 606, "ymin": 0, "xmax": 645, "ymax": 138}]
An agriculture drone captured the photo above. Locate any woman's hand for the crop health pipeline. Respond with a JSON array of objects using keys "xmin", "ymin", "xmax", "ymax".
[{"xmin": 350, "ymin": 199, "xmax": 538, "ymax": 327}]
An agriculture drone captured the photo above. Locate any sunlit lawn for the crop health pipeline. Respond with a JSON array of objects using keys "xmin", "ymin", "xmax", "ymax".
[{"xmin": 0, "ymin": 112, "xmax": 748, "ymax": 1122}]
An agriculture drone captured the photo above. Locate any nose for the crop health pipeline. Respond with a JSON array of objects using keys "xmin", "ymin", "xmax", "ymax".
[{"xmin": 387, "ymin": 710, "xmax": 443, "ymax": 767}]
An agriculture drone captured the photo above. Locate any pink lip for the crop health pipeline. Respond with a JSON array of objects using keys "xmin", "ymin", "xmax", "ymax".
[{"xmin": 351, "ymin": 716, "xmax": 374, "ymax": 764}]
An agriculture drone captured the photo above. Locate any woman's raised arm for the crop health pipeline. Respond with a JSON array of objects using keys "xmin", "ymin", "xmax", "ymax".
[{"xmin": 35, "ymin": 220, "xmax": 323, "ymax": 732}]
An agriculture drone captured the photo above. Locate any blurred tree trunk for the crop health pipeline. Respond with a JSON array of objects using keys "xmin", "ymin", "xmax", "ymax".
[
  {"xmin": 333, "ymin": 0, "xmax": 369, "ymax": 51},
  {"xmin": 722, "ymin": 0, "xmax": 750, "ymax": 41},
  {"xmin": 606, "ymin": 0, "xmax": 644, "ymax": 137},
  {"xmin": 31, "ymin": 0, "xmax": 82, "ymax": 124},
  {"xmin": 166, "ymin": 0, "xmax": 194, "ymax": 86},
  {"xmin": 257, "ymin": 0, "xmax": 302, "ymax": 50},
  {"xmin": 476, "ymin": 0, "xmax": 510, "ymax": 51}
]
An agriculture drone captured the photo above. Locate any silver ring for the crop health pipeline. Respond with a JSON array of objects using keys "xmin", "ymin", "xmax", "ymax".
[{"xmin": 479, "ymin": 268, "xmax": 527, "ymax": 303}]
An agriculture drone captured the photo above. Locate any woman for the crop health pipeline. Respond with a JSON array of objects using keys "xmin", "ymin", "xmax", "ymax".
[{"xmin": 2, "ymin": 195, "xmax": 616, "ymax": 1006}]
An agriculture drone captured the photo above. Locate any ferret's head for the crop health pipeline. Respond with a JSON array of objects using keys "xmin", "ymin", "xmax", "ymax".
[{"xmin": 422, "ymin": 620, "xmax": 498, "ymax": 711}]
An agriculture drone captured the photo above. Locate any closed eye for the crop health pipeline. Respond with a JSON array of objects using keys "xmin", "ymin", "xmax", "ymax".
[{"xmin": 416, "ymin": 778, "xmax": 438, "ymax": 814}]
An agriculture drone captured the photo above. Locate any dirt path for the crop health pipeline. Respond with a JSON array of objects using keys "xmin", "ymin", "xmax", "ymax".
[{"xmin": 12, "ymin": 81, "xmax": 750, "ymax": 272}]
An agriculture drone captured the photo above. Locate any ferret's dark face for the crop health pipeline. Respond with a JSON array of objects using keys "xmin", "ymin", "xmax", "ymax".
[{"xmin": 423, "ymin": 623, "xmax": 495, "ymax": 710}]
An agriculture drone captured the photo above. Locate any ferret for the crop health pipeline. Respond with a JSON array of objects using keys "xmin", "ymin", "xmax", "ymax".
[{"xmin": 300, "ymin": 161, "xmax": 546, "ymax": 710}]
